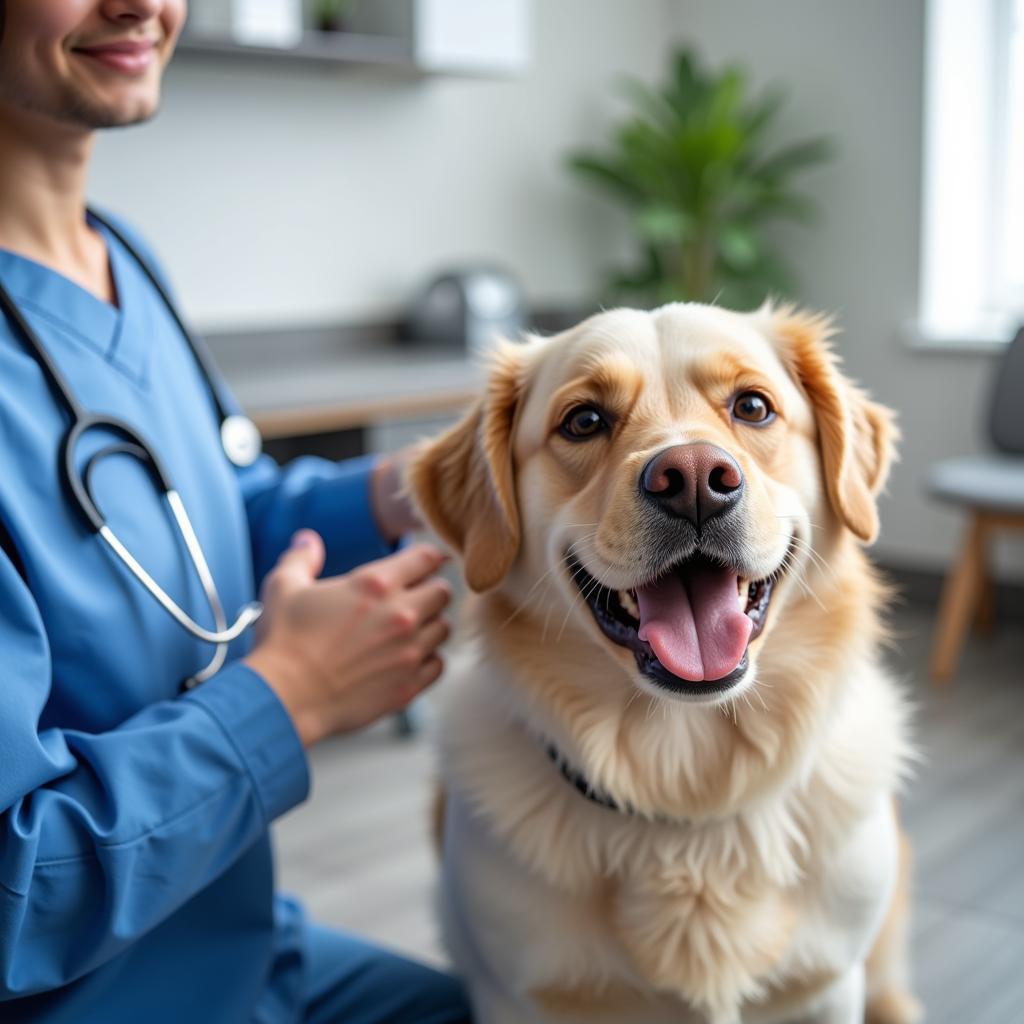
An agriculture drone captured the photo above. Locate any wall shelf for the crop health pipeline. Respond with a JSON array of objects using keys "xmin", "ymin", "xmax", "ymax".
[
  {"xmin": 176, "ymin": 31, "xmax": 417, "ymax": 72},
  {"xmin": 177, "ymin": 1, "xmax": 530, "ymax": 77}
]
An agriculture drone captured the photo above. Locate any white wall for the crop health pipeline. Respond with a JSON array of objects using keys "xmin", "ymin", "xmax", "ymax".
[
  {"xmin": 666, "ymin": 0, "xmax": 1023, "ymax": 580},
  {"xmin": 89, "ymin": 0, "xmax": 669, "ymax": 332}
]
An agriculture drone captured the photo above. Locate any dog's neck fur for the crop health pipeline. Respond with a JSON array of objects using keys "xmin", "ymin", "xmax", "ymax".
[
  {"xmin": 543, "ymin": 739, "xmax": 688, "ymax": 823},
  {"xmin": 468, "ymin": 533, "xmax": 890, "ymax": 824}
]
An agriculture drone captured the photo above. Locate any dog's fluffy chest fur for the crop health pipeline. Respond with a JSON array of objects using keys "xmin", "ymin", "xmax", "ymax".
[{"xmin": 437, "ymin": 644, "xmax": 906, "ymax": 1024}]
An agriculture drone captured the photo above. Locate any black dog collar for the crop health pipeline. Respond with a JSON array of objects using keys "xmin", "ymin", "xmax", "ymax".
[
  {"xmin": 543, "ymin": 742, "xmax": 688, "ymax": 827},
  {"xmin": 545, "ymin": 743, "xmax": 631, "ymax": 815}
]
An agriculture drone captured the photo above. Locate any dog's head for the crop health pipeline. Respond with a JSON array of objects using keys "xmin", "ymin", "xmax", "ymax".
[{"xmin": 410, "ymin": 302, "xmax": 894, "ymax": 709}]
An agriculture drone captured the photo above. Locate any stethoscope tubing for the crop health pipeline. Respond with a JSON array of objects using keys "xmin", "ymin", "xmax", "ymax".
[{"xmin": 0, "ymin": 209, "xmax": 264, "ymax": 688}]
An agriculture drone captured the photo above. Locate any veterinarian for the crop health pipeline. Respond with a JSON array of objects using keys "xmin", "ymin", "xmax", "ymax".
[{"xmin": 0, "ymin": 2, "xmax": 471, "ymax": 1021}]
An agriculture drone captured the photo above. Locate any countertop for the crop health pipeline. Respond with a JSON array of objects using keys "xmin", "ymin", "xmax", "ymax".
[
  {"xmin": 206, "ymin": 324, "xmax": 484, "ymax": 438},
  {"xmin": 203, "ymin": 309, "xmax": 586, "ymax": 439}
]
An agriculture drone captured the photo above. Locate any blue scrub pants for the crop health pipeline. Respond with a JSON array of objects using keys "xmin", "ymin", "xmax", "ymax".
[{"xmin": 297, "ymin": 924, "xmax": 472, "ymax": 1024}]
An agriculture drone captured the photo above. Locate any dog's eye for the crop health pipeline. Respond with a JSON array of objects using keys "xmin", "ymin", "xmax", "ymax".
[
  {"xmin": 732, "ymin": 391, "xmax": 775, "ymax": 425},
  {"xmin": 560, "ymin": 405, "xmax": 608, "ymax": 440}
]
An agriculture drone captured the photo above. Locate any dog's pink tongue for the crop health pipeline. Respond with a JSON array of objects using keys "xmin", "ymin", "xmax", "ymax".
[{"xmin": 636, "ymin": 563, "xmax": 752, "ymax": 681}]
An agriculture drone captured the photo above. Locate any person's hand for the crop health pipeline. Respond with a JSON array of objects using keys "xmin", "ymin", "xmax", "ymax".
[
  {"xmin": 243, "ymin": 531, "xmax": 452, "ymax": 747},
  {"xmin": 371, "ymin": 447, "xmax": 422, "ymax": 542}
]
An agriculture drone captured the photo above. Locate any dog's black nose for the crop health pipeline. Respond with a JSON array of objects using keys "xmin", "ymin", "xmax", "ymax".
[{"xmin": 640, "ymin": 443, "xmax": 744, "ymax": 526}]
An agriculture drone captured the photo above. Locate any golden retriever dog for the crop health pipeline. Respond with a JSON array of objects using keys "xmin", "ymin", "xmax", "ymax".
[{"xmin": 409, "ymin": 302, "xmax": 919, "ymax": 1024}]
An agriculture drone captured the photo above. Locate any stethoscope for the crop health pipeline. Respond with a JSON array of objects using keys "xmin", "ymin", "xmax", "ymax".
[{"xmin": 0, "ymin": 209, "xmax": 264, "ymax": 690}]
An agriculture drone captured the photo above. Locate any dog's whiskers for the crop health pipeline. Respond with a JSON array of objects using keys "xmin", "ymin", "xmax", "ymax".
[
  {"xmin": 557, "ymin": 566, "xmax": 607, "ymax": 642},
  {"xmin": 552, "ymin": 532, "xmax": 623, "ymax": 643},
  {"xmin": 774, "ymin": 535, "xmax": 829, "ymax": 613},
  {"xmin": 784, "ymin": 564, "xmax": 825, "ymax": 610},
  {"xmin": 622, "ymin": 687, "xmax": 643, "ymax": 719},
  {"xmin": 498, "ymin": 531, "xmax": 602, "ymax": 631},
  {"xmin": 541, "ymin": 603, "xmax": 555, "ymax": 643},
  {"xmin": 643, "ymin": 693, "xmax": 663, "ymax": 725},
  {"xmin": 775, "ymin": 514, "xmax": 822, "ymax": 528},
  {"xmin": 499, "ymin": 564, "xmax": 565, "ymax": 630},
  {"xmin": 789, "ymin": 535, "xmax": 832, "ymax": 576},
  {"xmin": 738, "ymin": 688, "xmax": 760, "ymax": 720},
  {"xmin": 750, "ymin": 683, "xmax": 771, "ymax": 714},
  {"xmin": 782, "ymin": 528, "xmax": 835, "ymax": 582}
]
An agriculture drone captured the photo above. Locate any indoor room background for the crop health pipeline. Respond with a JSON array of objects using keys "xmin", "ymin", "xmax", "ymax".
[{"xmin": 86, "ymin": 2, "xmax": 1024, "ymax": 1020}]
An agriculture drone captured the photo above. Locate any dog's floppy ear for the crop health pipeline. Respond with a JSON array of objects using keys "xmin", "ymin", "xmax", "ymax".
[
  {"xmin": 408, "ymin": 342, "xmax": 525, "ymax": 591},
  {"xmin": 770, "ymin": 305, "xmax": 897, "ymax": 544}
]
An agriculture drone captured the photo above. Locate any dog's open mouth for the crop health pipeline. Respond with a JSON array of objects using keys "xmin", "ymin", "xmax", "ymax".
[{"xmin": 567, "ymin": 550, "xmax": 784, "ymax": 696}]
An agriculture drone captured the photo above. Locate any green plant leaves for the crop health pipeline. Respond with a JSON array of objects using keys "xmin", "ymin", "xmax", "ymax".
[
  {"xmin": 718, "ymin": 224, "xmax": 760, "ymax": 270},
  {"xmin": 567, "ymin": 47, "xmax": 834, "ymax": 309},
  {"xmin": 566, "ymin": 155, "xmax": 645, "ymax": 203},
  {"xmin": 635, "ymin": 204, "xmax": 693, "ymax": 245},
  {"xmin": 752, "ymin": 137, "xmax": 836, "ymax": 184}
]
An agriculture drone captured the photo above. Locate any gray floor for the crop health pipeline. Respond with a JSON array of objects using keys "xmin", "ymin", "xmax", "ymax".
[{"xmin": 274, "ymin": 600, "xmax": 1024, "ymax": 1022}]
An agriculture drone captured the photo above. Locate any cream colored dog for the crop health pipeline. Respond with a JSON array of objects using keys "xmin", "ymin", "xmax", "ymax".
[{"xmin": 410, "ymin": 303, "xmax": 919, "ymax": 1024}]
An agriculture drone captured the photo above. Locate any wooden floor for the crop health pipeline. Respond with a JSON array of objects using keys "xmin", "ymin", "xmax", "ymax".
[{"xmin": 274, "ymin": 600, "xmax": 1024, "ymax": 1022}]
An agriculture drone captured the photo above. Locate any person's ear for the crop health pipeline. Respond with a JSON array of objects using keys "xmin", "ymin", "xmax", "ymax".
[
  {"xmin": 407, "ymin": 343, "xmax": 525, "ymax": 591},
  {"xmin": 769, "ymin": 305, "xmax": 898, "ymax": 544}
]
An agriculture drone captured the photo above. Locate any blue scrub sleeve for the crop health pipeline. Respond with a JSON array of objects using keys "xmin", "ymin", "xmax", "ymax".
[
  {"xmin": 0, "ymin": 553, "xmax": 309, "ymax": 1000},
  {"xmin": 238, "ymin": 452, "xmax": 397, "ymax": 587}
]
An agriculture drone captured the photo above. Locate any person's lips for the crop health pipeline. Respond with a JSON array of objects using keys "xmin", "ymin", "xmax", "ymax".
[{"xmin": 72, "ymin": 39, "xmax": 158, "ymax": 76}]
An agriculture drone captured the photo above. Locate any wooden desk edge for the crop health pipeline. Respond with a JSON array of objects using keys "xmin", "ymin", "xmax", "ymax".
[{"xmin": 251, "ymin": 388, "xmax": 478, "ymax": 439}]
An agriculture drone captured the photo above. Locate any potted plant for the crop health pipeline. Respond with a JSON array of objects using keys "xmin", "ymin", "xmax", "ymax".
[
  {"xmin": 314, "ymin": 0, "xmax": 355, "ymax": 33},
  {"xmin": 568, "ymin": 49, "xmax": 834, "ymax": 309}
]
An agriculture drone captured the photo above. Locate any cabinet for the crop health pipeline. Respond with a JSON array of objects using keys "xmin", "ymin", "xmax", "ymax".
[{"xmin": 178, "ymin": 0, "xmax": 531, "ymax": 77}]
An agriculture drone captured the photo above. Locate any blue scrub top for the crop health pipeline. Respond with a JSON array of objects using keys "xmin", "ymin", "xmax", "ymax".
[{"xmin": 0, "ymin": 213, "xmax": 396, "ymax": 1021}]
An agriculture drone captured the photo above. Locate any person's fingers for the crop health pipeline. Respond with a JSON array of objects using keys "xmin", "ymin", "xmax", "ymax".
[
  {"xmin": 404, "ymin": 578, "xmax": 453, "ymax": 624},
  {"xmin": 271, "ymin": 530, "xmax": 327, "ymax": 590},
  {"xmin": 413, "ymin": 616, "xmax": 450, "ymax": 657},
  {"xmin": 416, "ymin": 654, "xmax": 444, "ymax": 688},
  {"xmin": 366, "ymin": 543, "xmax": 447, "ymax": 590},
  {"xmin": 399, "ymin": 655, "xmax": 444, "ymax": 705}
]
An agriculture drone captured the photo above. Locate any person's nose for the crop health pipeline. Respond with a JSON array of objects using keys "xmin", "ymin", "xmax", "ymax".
[
  {"xmin": 100, "ymin": 0, "xmax": 166, "ymax": 24},
  {"xmin": 640, "ymin": 443, "xmax": 745, "ymax": 527}
]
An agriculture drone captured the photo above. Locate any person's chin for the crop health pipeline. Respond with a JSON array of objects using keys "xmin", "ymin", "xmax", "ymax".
[
  {"xmin": 63, "ymin": 87, "xmax": 162, "ymax": 129},
  {"xmin": 58, "ymin": 60, "xmax": 164, "ymax": 127},
  {"xmin": 105, "ymin": 96, "xmax": 162, "ymax": 128}
]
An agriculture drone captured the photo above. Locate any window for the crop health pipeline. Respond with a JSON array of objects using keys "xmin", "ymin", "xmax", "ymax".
[
  {"xmin": 995, "ymin": 0, "xmax": 1024, "ymax": 310},
  {"xmin": 918, "ymin": 0, "xmax": 1024, "ymax": 345}
]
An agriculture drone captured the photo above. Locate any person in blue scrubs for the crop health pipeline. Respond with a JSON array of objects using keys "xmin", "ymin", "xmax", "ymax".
[{"xmin": 0, "ymin": 2, "xmax": 472, "ymax": 1021}]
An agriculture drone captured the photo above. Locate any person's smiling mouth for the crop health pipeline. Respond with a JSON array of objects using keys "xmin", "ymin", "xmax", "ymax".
[{"xmin": 72, "ymin": 38, "xmax": 159, "ymax": 76}]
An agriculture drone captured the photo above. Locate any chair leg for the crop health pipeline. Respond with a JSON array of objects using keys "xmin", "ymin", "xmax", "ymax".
[
  {"xmin": 930, "ymin": 513, "xmax": 989, "ymax": 684},
  {"xmin": 974, "ymin": 564, "xmax": 997, "ymax": 634}
]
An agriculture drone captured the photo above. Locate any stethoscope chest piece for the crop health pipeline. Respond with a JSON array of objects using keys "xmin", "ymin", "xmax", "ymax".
[{"xmin": 221, "ymin": 414, "xmax": 262, "ymax": 468}]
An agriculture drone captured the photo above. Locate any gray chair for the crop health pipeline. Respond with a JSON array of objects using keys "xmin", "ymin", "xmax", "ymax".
[{"xmin": 928, "ymin": 326, "xmax": 1024, "ymax": 681}]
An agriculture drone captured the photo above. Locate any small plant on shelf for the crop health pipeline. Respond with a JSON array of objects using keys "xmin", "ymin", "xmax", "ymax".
[
  {"xmin": 314, "ymin": 0, "xmax": 355, "ymax": 33},
  {"xmin": 567, "ymin": 48, "xmax": 834, "ymax": 309}
]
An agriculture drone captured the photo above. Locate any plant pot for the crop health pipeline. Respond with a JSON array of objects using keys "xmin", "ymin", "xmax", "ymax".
[{"xmin": 316, "ymin": 13, "xmax": 348, "ymax": 32}]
